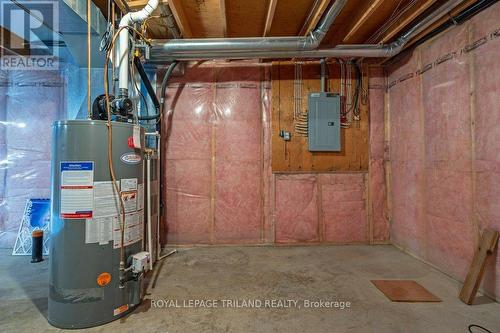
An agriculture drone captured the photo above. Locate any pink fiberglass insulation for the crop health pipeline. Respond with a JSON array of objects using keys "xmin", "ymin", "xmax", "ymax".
[
  {"xmin": 275, "ymin": 174, "xmax": 319, "ymax": 243},
  {"xmin": 0, "ymin": 70, "xmax": 64, "ymax": 247},
  {"xmin": 388, "ymin": 52, "xmax": 427, "ymax": 258},
  {"xmin": 163, "ymin": 63, "xmax": 264, "ymax": 244},
  {"xmin": 368, "ymin": 67, "xmax": 389, "ymax": 242},
  {"xmin": 470, "ymin": 4, "xmax": 500, "ymax": 298},
  {"xmin": 214, "ymin": 66, "xmax": 262, "ymax": 242},
  {"xmin": 162, "ymin": 61, "xmax": 378, "ymax": 245},
  {"xmin": 387, "ymin": 2, "xmax": 500, "ymax": 300},
  {"xmin": 421, "ymin": 22, "xmax": 475, "ymax": 280},
  {"xmin": 320, "ymin": 174, "xmax": 367, "ymax": 243},
  {"xmin": 164, "ymin": 72, "xmax": 213, "ymax": 244},
  {"xmin": 273, "ymin": 173, "xmax": 368, "ymax": 244}
]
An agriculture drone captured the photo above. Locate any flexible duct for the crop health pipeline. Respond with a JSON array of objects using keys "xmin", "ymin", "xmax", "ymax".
[
  {"xmin": 149, "ymin": 0, "xmax": 463, "ymax": 61},
  {"xmin": 118, "ymin": 0, "xmax": 159, "ymax": 92}
]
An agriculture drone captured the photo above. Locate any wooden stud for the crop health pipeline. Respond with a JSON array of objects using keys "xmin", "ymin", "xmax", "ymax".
[
  {"xmin": 167, "ymin": 0, "xmax": 193, "ymax": 38},
  {"xmin": 379, "ymin": 0, "xmax": 438, "ymax": 43},
  {"xmin": 219, "ymin": 0, "xmax": 228, "ymax": 37},
  {"xmin": 263, "ymin": 0, "xmax": 278, "ymax": 37},
  {"xmin": 467, "ymin": 23, "xmax": 480, "ymax": 248},
  {"xmin": 459, "ymin": 230, "xmax": 499, "ymax": 305},
  {"xmin": 343, "ymin": 0, "xmax": 384, "ymax": 42},
  {"xmin": 298, "ymin": 0, "xmax": 332, "ymax": 36}
]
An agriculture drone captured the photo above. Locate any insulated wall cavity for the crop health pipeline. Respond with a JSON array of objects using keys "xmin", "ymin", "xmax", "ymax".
[
  {"xmin": 368, "ymin": 67, "xmax": 389, "ymax": 243},
  {"xmin": 0, "ymin": 70, "xmax": 65, "ymax": 247},
  {"xmin": 163, "ymin": 64, "xmax": 263, "ymax": 244},
  {"xmin": 387, "ymin": 2, "xmax": 500, "ymax": 300},
  {"xmin": 162, "ymin": 61, "xmax": 386, "ymax": 245}
]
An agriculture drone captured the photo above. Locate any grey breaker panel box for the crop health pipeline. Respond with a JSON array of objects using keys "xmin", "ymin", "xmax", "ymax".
[{"xmin": 308, "ymin": 92, "xmax": 341, "ymax": 151}]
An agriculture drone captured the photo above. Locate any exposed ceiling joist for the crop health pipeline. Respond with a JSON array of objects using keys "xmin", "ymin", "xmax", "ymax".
[
  {"xmin": 404, "ymin": 0, "xmax": 477, "ymax": 49},
  {"xmin": 113, "ymin": 0, "xmax": 130, "ymax": 13},
  {"xmin": 220, "ymin": 0, "xmax": 228, "ymax": 37},
  {"xmin": 166, "ymin": 0, "xmax": 193, "ymax": 38},
  {"xmin": 343, "ymin": 0, "xmax": 384, "ymax": 42},
  {"xmin": 379, "ymin": 0, "xmax": 439, "ymax": 43},
  {"xmin": 92, "ymin": 0, "xmax": 108, "ymax": 17},
  {"xmin": 0, "ymin": 27, "xmax": 30, "ymax": 56},
  {"xmin": 298, "ymin": 0, "xmax": 332, "ymax": 36},
  {"xmin": 263, "ymin": 0, "xmax": 278, "ymax": 37},
  {"xmin": 126, "ymin": 0, "xmax": 166, "ymax": 9}
]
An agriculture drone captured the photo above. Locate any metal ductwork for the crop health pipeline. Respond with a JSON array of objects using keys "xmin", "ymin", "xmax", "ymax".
[
  {"xmin": 153, "ymin": 0, "xmax": 347, "ymax": 54},
  {"xmin": 148, "ymin": 0, "xmax": 464, "ymax": 62}
]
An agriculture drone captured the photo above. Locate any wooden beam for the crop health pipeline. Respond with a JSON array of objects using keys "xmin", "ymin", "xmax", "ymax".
[
  {"xmin": 343, "ymin": 0, "xmax": 384, "ymax": 42},
  {"xmin": 263, "ymin": 0, "xmax": 278, "ymax": 37},
  {"xmin": 379, "ymin": 0, "xmax": 439, "ymax": 43},
  {"xmin": 298, "ymin": 0, "xmax": 332, "ymax": 36},
  {"xmin": 167, "ymin": 0, "xmax": 193, "ymax": 38},
  {"xmin": 0, "ymin": 27, "xmax": 30, "ymax": 55},
  {"xmin": 126, "ymin": 0, "xmax": 167, "ymax": 9},
  {"xmin": 92, "ymin": 0, "xmax": 109, "ymax": 17},
  {"xmin": 220, "ymin": 0, "xmax": 227, "ymax": 37},
  {"xmin": 113, "ymin": 0, "xmax": 130, "ymax": 13},
  {"xmin": 459, "ymin": 229, "xmax": 499, "ymax": 305}
]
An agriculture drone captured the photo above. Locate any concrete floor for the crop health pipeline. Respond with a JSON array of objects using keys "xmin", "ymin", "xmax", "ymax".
[{"xmin": 0, "ymin": 245, "xmax": 499, "ymax": 333}]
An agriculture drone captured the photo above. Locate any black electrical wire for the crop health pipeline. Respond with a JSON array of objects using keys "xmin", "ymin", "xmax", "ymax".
[
  {"xmin": 468, "ymin": 324, "xmax": 493, "ymax": 333},
  {"xmin": 129, "ymin": 61, "xmax": 150, "ymax": 121},
  {"xmin": 410, "ymin": 0, "xmax": 498, "ymax": 50},
  {"xmin": 346, "ymin": 60, "xmax": 362, "ymax": 118},
  {"xmin": 99, "ymin": 23, "xmax": 113, "ymax": 52},
  {"xmin": 155, "ymin": 60, "xmax": 179, "ymax": 122},
  {"xmin": 160, "ymin": 61, "xmax": 179, "ymax": 107}
]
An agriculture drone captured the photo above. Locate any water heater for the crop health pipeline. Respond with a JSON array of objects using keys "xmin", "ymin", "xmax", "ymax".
[{"xmin": 49, "ymin": 120, "xmax": 147, "ymax": 328}]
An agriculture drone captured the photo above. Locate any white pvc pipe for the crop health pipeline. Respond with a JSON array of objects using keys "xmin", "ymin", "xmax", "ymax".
[
  {"xmin": 155, "ymin": 133, "xmax": 162, "ymax": 261},
  {"xmin": 146, "ymin": 155, "xmax": 153, "ymax": 271},
  {"xmin": 118, "ymin": 0, "xmax": 159, "ymax": 92}
]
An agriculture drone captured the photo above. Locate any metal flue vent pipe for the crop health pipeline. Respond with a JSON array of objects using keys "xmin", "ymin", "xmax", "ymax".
[
  {"xmin": 149, "ymin": 0, "xmax": 463, "ymax": 62},
  {"xmin": 154, "ymin": 0, "xmax": 347, "ymax": 54}
]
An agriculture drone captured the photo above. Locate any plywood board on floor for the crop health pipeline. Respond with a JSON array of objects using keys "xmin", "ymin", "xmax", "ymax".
[{"xmin": 372, "ymin": 280, "xmax": 441, "ymax": 302}]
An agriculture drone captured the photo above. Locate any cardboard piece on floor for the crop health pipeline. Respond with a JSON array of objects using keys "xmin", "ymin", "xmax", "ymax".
[
  {"xmin": 459, "ymin": 229, "xmax": 499, "ymax": 305},
  {"xmin": 372, "ymin": 280, "xmax": 441, "ymax": 302}
]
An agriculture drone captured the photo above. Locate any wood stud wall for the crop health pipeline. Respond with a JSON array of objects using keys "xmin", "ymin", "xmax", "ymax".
[{"xmin": 271, "ymin": 61, "xmax": 369, "ymax": 172}]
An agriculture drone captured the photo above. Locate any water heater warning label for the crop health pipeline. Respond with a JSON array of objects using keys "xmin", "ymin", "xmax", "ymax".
[{"xmin": 60, "ymin": 162, "xmax": 94, "ymax": 219}]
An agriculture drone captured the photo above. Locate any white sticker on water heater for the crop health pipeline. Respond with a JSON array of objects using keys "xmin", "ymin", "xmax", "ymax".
[
  {"xmin": 60, "ymin": 162, "xmax": 94, "ymax": 219},
  {"xmin": 133, "ymin": 125, "xmax": 141, "ymax": 149},
  {"xmin": 112, "ymin": 211, "xmax": 143, "ymax": 249},
  {"xmin": 93, "ymin": 181, "xmax": 120, "ymax": 218},
  {"xmin": 120, "ymin": 178, "xmax": 138, "ymax": 191},
  {"xmin": 85, "ymin": 216, "xmax": 115, "ymax": 245}
]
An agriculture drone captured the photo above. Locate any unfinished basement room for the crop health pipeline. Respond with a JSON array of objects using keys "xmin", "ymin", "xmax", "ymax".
[{"xmin": 0, "ymin": 0, "xmax": 499, "ymax": 332}]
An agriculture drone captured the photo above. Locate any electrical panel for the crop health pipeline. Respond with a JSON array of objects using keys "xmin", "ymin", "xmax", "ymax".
[{"xmin": 308, "ymin": 92, "xmax": 341, "ymax": 151}]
